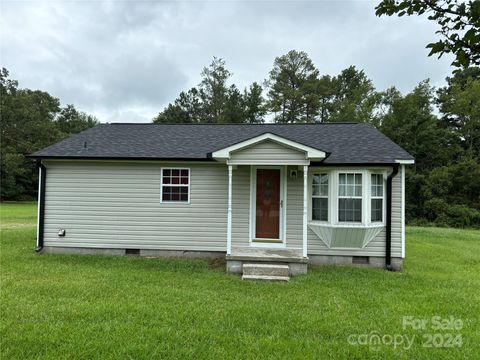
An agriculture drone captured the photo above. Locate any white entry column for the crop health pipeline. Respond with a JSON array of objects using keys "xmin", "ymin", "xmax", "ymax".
[
  {"xmin": 227, "ymin": 165, "xmax": 233, "ymax": 255},
  {"xmin": 303, "ymin": 165, "xmax": 308, "ymax": 258}
]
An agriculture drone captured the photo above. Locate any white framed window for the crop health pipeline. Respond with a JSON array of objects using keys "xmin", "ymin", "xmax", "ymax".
[
  {"xmin": 160, "ymin": 168, "xmax": 190, "ymax": 203},
  {"xmin": 309, "ymin": 168, "xmax": 388, "ymax": 226},
  {"xmin": 371, "ymin": 173, "xmax": 384, "ymax": 222},
  {"xmin": 312, "ymin": 173, "xmax": 328, "ymax": 221},
  {"xmin": 338, "ymin": 173, "xmax": 362, "ymax": 222}
]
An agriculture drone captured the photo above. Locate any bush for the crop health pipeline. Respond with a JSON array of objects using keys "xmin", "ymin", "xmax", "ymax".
[
  {"xmin": 444, "ymin": 204, "xmax": 480, "ymax": 228},
  {"xmin": 424, "ymin": 198, "xmax": 480, "ymax": 228}
]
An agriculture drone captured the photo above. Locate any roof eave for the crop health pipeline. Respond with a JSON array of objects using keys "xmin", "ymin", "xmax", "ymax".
[{"xmin": 26, "ymin": 155, "xmax": 216, "ymax": 162}]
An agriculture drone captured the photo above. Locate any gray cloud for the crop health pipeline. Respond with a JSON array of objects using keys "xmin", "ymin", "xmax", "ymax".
[{"xmin": 1, "ymin": 0, "xmax": 453, "ymax": 123}]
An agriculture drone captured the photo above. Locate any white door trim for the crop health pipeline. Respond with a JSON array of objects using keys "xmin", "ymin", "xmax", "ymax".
[{"xmin": 249, "ymin": 166, "xmax": 287, "ymax": 248}]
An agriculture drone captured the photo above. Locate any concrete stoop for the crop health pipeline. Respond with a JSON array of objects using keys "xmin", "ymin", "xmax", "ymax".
[{"xmin": 241, "ymin": 263, "xmax": 290, "ymax": 281}]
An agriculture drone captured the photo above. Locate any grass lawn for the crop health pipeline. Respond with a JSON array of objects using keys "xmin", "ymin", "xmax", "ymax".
[{"xmin": 1, "ymin": 202, "xmax": 479, "ymax": 359}]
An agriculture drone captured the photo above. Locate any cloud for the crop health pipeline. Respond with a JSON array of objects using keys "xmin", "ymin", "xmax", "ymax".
[{"xmin": 1, "ymin": 0, "xmax": 453, "ymax": 123}]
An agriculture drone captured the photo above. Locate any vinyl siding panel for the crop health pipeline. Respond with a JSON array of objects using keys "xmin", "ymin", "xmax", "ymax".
[
  {"xmin": 307, "ymin": 166, "xmax": 403, "ymax": 258},
  {"xmin": 230, "ymin": 165, "xmax": 304, "ymax": 250},
  {"xmin": 229, "ymin": 140, "xmax": 307, "ymax": 164},
  {"xmin": 391, "ymin": 166, "xmax": 402, "ymax": 258},
  {"xmin": 231, "ymin": 166, "xmax": 250, "ymax": 247},
  {"xmin": 286, "ymin": 166, "xmax": 303, "ymax": 249},
  {"xmin": 43, "ymin": 161, "xmax": 404, "ymax": 258},
  {"xmin": 44, "ymin": 161, "xmax": 229, "ymax": 251}
]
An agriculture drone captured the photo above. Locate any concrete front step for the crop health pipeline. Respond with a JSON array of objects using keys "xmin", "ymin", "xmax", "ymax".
[
  {"xmin": 243, "ymin": 263, "xmax": 290, "ymax": 277},
  {"xmin": 242, "ymin": 274, "xmax": 290, "ymax": 282}
]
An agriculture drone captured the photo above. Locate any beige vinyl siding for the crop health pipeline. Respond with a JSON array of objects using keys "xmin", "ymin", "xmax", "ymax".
[
  {"xmin": 43, "ymin": 161, "xmax": 229, "ymax": 251},
  {"xmin": 307, "ymin": 166, "xmax": 403, "ymax": 258},
  {"xmin": 391, "ymin": 165, "xmax": 402, "ymax": 257},
  {"xmin": 230, "ymin": 165, "xmax": 304, "ymax": 250},
  {"xmin": 285, "ymin": 166, "xmax": 303, "ymax": 248},
  {"xmin": 229, "ymin": 140, "xmax": 307, "ymax": 164},
  {"xmin": 231, "ymin": 166, "xmax": 250, "ymax": 247},
  {"xmin": 43, "ymin": 161, "xmax": 404, "ymax": 257}
]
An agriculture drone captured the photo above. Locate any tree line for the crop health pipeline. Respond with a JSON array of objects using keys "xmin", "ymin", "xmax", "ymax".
[
  {"xmin": 0, "ymin": 68, "xmax": 99, "ymax": 200},
  {"xmin": 153, "ymin": 52, "xmax": 381, "ymax": 125},
  {"xmin": 1, "ymin": 0, "xmax": 479, "ymax": 227},
  {"xmin": 154, "ymin": 52, "xmax": 480, "ymax": 228}
]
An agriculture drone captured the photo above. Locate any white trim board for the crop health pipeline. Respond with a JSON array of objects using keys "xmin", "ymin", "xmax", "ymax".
[
  {"xmin": 401, "ymin": 165, "xmax": 406, "ymax": 258},
  {"xmin": 395, "ymin": 159, "xmax": 415, "ymax": 164}
]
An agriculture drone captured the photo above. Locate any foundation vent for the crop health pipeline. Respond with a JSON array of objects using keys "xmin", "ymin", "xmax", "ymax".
[
  {"xmin": 352, "ymin": 256, "xmax": 369, "ymax": 265},
  {"xmin": 125, "ymin": 249, "xmax": 140, "ymax": 256}
]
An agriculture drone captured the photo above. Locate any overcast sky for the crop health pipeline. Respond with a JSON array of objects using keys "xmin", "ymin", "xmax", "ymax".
[{"xmin": 1, "ymin": 0, "xmax": 453, "ymax": 123}]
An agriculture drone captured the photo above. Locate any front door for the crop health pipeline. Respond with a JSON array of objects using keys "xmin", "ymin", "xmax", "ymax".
[{"xmin": 255, "ymin": 169, "xmax": 281, "ymax": 239}]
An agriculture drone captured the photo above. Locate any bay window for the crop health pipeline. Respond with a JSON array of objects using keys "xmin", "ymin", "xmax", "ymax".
[
  {"xmin": 312, "ymin": 173, "xmax": 328, "ymax": 221},
  {"xmin": 310, "ymin": 169, "xmax": 387, "ymax": 226},
  {"xmin": 338, "ymin": 173, "xmax": 362, "ymax": 222},
  {"xmin": 371, "ymin": 174, "xmax": 384, "ymax": 222}
]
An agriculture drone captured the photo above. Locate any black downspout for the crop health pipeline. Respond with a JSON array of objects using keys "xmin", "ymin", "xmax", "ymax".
[
  {"xmin": 36, "ymin": 161, "xmax": 47, "ymax": 253},
  {"xmin": 386, "ymin": 164, "xmax": 399, "ymax": 271}
]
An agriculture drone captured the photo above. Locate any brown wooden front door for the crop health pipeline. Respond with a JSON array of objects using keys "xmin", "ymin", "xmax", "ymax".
[{"xmin": 255, "ymin": 169, "xmax": 281, "ymax": 239}]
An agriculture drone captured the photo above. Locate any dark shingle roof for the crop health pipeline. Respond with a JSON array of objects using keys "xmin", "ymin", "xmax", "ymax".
[{"xmin": 30, "ymin": 123, "xmax": 413, "ymax": 164}]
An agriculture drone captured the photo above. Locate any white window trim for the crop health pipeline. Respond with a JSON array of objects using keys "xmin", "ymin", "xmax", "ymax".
[
  {"xmin": 370, "ymin": 173, "xmax": 386, "ymax": 223},
  {"xmin": 308, "ymin": 168, "xmax": 387, "ymax": 227},
  {"xmin": 160, "ymin": 167, "xmax": 191, "ymax": 204},
  {"xmin": 338, "ymin": 171, "xmax": 364, "ymax": 224},
  {"xmin": 311, "ymin": 173, "xmax": 329, "ymax": 222}
]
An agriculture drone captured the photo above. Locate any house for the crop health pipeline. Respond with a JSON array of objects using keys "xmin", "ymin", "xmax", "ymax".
[{"xmin": 30, "ymin": 123, "xmax": 414, "ymax": 280}]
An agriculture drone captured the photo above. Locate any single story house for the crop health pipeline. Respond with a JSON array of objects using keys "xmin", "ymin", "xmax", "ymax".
[{"xmin": 30, "ymin": 123, "xmax": 414, "ymax": 280}]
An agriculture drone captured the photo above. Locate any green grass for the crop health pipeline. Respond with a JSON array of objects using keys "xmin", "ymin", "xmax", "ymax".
[{"xmin": 1, "ymin": 202, "xmax": 479, "ymax": 359}]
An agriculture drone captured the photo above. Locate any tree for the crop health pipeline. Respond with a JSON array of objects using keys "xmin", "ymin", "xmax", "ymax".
[
  {"xmin": 377, "ymin": 79, "xmax": 470, "ymax": 224},
  {"xmin": 153, "ymin": 88, "xmax": 203, "ymax": 124},
  {"xmin": 199, "ymin": 57, "xmax": 232, "ymax": 123},
  {"xmin": 437, "ymin": 67, "xmax": 480, "ymax": 159},
  {"xmin": 1, "ymin": 80, "xmax": 61, "ymax": 199},
  {"xmin": 375, "ymin": 0, "xmax": 480, "ymax": 68},
  {"xmin": 222, "ymin": 85, "xmax": 245, "ymax": 123},
  {"xmin": 316, "ymin": 75, "xmax": 335, "ymax": 123},
  {"xmin": 57, "ymin": 104, "xmax": 99, "ymax": 136},
  {"xmin": 0, "ymin": 68, "xmax": 97, "ymax": 200},
  {"xmin": 374, "ymin": 86, "xmax": 403, "ymax": 128},
  {"xmin": 243, "ymin": 82, "xmax": 266, "ymax": 123},
  {"xmin": 154, "ymin": 59, "xmax": 267, "ymax": 124},
  {"xmin": 422, "ymin": 158, "xmax": 480, "ymax": 227},
  {"xmin": 266, "ymin": 50, "xmax": 319, "ymax": 123},
  {"xmin": 328, "ymin": 66, "xmax": 378, "ymax": 123},
  {"xmin": 380, "ymin": 80, "xmax": 452, "ymax": 172}
]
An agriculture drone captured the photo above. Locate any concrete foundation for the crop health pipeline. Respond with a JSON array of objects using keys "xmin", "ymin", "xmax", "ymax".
[
  {"xmin": 41, "ymin": 246, "xmax": 224, "ymax": 260},
  {"xmin": 41, "ymin": 246, "xmax": 125, "ymax": 256},
  {"xmin": 40, "ymin": 247, "xmax": 403, "ymax": 272},
  {"xmin": 140, "ymin": 249, "xmax": 224, "ymax": 259},
  {"xmin": 309, "ymin": 255, "xmax": 403, "ymax": 271}
]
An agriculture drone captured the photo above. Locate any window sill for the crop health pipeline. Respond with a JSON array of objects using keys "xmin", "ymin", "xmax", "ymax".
[
  {"xmin": 309, "ymin": 221, "xmax": 385, "ymax": 228},
  {"xmin": 159, "ymin": 201, "xmax": 191, "ymax": 205}
]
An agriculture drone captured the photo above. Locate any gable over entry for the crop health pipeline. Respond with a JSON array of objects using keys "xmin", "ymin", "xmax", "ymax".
[
  {"xmin": 212, "ymin": 133, "xmax": 328, "ymax": 258},
  {"xmin": 211, "ymin": 133, "xmax": 327, "ymax": 165}
]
